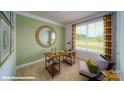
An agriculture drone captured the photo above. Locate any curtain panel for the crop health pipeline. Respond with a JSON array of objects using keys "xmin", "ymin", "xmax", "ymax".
[
  {"xmin": 72, "ymin": 24, "xmax": 76, "ymax": 50},
  {"xmin": 103, "ymin": 14, "xmax": 112, "ymax": 61}
]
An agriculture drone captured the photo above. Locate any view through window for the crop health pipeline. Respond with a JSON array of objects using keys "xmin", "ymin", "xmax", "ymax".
[{"xmin": 76, "ymin": 19, "xmax": 104, "ymax": 53}]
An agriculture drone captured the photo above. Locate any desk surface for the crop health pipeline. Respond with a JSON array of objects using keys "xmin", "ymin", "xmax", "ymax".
[
  {"xmin": 44, "ymin": 52, "xmax": 63, "ymax": 59},
  {"xmin": 44, "ymin": 50, "xmax": 75, "ymax": 59}
]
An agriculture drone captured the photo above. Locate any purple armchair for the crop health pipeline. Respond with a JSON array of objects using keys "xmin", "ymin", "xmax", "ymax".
[{"xmin": 79, "ymin": 55, "xmax": 110, "ymax": 80}]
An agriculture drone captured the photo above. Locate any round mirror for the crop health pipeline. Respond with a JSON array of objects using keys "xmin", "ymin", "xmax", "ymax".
[{"xmin": 35, "ymin": 25, "xmax": 57, "ymax": 48}]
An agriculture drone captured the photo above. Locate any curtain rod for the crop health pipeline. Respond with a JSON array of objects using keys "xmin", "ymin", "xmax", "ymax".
[{"xmin": 76, "ymin": 12, "xmax": 113, "ymax": 25}]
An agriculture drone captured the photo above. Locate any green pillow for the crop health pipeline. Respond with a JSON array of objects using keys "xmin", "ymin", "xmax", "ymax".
[{"xmin": 87, "ymin": 59, "xmax": 99, "ymax": 74}]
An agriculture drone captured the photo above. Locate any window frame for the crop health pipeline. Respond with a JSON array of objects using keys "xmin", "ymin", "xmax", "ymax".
[{"xmin": 76, "ymin": 17, "xmax": 104, "ymax": 54}]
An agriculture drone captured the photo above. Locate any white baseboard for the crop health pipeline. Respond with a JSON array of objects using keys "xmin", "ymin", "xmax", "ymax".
[{"xmin": 16, "ymin": 58, "xmax": 44, "ymax": 69}]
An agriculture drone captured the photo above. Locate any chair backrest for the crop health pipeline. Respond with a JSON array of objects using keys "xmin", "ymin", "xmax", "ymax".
[
  {"xmin": 93, "ymin": 55, "xmax": 110, "ymax": 71},
  {"xmin": 100, "ymin": 54, "xmax": 114, "ymax": 70}
]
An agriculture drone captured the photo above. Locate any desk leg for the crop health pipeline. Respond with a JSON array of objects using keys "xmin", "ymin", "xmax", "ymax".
[
  {"xmin": 52, "ymin": 59, "xmax": 53, "ymax": 78},
  {"xmin": 45, "ymin": 56, "xmax": 46, "ymax": 69},
  {"xmin": 59, "ymin": 56, "xmax": 60, "ymax": 73},
  {"xmin": 74, "ymin": 57, "xmax": 75, "ymax": 64},
  {"xmin": 62, "ymin": 55, "xmax": 64, "ymax": 62},
  {"xmin": 73, "ymin": 53, "xmax": 75, "ymax": 64}
]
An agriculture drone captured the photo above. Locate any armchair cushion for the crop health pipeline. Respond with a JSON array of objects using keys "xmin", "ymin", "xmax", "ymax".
[
  {"xmin": 87, "ymin": 59, "xmax": 99, "ymax": 74},
  {"xmin": 94, "ymin": 58, "xmax": 109, "ymax": 70},
  {"xmin": 80, "ymin": 61, "xmax": 97, "ymax": 77}
]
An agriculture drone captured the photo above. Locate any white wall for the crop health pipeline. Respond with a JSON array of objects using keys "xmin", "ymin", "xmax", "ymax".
[
  {"xmin": 0, "ymin": 12, "xmax": 16, "ymax": 81},
  {"xmin": 116, "ymin": 12, "xmax": 120, "ymax": 73},
  {"xmin": 112, "ymin": 12, "xmax": 117, "ymax": 65},
  {"xmin": 65, "ymin": 24, "xmax": 72, "ymax": 49},
  {"xmin": 118, "ymin": 12, "xmax": 124, "ymax": 80},
  {"xmin": 0, "ymin": 51, "xmax": 16, "ymax": 80}
]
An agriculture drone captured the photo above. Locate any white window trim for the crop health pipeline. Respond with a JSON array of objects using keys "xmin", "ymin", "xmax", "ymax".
[
  {"xmin": 76, "ymin": 17, "xmax": 103, "ymax": 27},
  {"xmin": 76, "ymin": 48, "xmax": 102, "ymax": 55},
  {"xmin": 76, "ymin": 18, "xmax": 104, "ymax": 54}
]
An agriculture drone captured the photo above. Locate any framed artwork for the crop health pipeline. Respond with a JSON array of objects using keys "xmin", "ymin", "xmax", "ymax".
[
  {"xmin": 3, "ymin": 11, "xmax": 11, "ymax": 21},
  {"xmin": 10, "ymin": 12, "xmax": 16, "ymax": 29},
  {"xmin": 10, "ymin": 12, "xmax": 16, "ymax": 52},
  {"xmin": 10, "ymin": 29, "xmax": 16, "ymax": 52},
  {"xmin": 0, "ymin": 17, "xmax": 11, "ymax": 65}
]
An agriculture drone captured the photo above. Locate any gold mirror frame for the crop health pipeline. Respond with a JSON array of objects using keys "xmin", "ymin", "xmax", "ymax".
[{"xmin": 35, "ymin": 25, "xmax": 57, "ymax": 48}]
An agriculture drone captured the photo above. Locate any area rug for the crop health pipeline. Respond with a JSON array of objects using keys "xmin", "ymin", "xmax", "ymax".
[{"xmin": 16, "ymin": 59, "xmax": 88, "ymax": 81}]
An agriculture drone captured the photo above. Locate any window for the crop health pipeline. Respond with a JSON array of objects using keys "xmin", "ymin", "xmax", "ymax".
[{"xmin": 76, "ymin": 19, "xmax": 104, "ymax": 53}]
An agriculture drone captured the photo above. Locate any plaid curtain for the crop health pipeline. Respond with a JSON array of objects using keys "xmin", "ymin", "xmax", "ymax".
[
  {"xmin": 72, "ymin": 24, "xmax": 76, "ymax": 50},
  {"xmin": 103, "ymin": 14, "xmax": 112, "ymax": 61}
]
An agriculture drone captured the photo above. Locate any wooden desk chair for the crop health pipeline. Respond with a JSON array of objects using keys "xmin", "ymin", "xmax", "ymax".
[
  {"xmin": 63, "ymin": 49, "xmax": 75, "ymax": 65},
  {"xmin": 45, "ymin": 52, "xmax": 60, "ymax": 78}
]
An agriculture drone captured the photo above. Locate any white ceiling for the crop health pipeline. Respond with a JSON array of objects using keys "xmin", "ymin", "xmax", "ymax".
[{"xmin": 27, "ymin": 11, "xmax": 100, "ymax": 25}]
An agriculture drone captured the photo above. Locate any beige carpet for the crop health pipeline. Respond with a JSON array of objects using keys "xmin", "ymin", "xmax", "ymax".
[{"xmin": 16, "ymin": 58, "xmax": 88, "ymax": 81}]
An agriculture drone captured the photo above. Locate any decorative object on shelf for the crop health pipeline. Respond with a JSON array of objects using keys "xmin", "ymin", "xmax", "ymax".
[
  {"xmin": 67, "ymin": 41, "xmax": 72, "ymax": 50},
  {"xmin": 51, "ymin": 47, "xmax": 57, "ymax": 53},
  {"xmin": 35, "ymin": 25, "xmax": 57, "ymax": 48},
  {"xmin": 0, "ymin": 18, "xmax": 11, "ymax": 65}
]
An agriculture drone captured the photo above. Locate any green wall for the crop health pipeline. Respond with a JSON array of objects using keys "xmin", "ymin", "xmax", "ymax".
[{"xmin": 16, "ymin": 14, "xmax": 65, "ymax": 66}]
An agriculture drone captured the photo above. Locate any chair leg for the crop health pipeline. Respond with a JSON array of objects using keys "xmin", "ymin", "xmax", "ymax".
[{"xmin": 59, "ymin": 61, "xmax": 60, "ymax": 74}]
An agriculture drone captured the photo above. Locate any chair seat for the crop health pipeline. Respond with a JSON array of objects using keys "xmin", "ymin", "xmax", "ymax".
[{"xmin": 53, "ymin": 59, "xmax": 60, "ymax": 64}]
